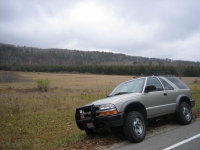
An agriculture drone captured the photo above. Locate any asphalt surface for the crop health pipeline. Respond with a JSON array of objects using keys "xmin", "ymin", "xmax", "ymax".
[
  {"xmin": 171, "ymin": 136, "xmax": 200, "ymax": 150},
  {"xmin": 112, "ymin": 119, "xmax": 200, "ymax": 150}
]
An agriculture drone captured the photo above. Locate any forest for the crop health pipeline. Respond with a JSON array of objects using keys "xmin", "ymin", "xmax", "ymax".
[{"xmin": 0, "ymin": 43, "xmax": 200, "ymax": 76}]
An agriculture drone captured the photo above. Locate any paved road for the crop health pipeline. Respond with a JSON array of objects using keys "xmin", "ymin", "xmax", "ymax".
[
  {"xmin": 171, "ymin": 136, "xmax": 200, "ymax": 150},
  {"xmin": 113, "ymin": 119, "xmax": 200, "ymax": 150}
]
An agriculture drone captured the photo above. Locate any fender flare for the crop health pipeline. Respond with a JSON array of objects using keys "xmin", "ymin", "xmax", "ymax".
[
  {"xmin": 120, "ymin": 100, "xmax": 148, "ymax": 125},
  {"xmin": 175, "ymin": 95, "xmax": 191, "ymax": 112}
]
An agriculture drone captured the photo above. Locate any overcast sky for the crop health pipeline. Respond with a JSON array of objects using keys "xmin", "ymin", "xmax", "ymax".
[{"xmin": 0, "ymin": 0, "xmax": 200, "ymax": 61}]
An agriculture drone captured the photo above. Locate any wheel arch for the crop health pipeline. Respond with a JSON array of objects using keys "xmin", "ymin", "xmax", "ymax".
[
  {"xmin": 120, "ymin": 100, "xmax": 148, "ymax": 125},
  {"xmin": 175, "ymin": 95, "xmax": 191, "ymax": 112}
]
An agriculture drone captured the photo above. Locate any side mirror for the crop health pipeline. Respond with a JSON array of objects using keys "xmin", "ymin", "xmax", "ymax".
[{"xmin": 145, "ymin": 85, "xmax": 156, "ymax": 93}]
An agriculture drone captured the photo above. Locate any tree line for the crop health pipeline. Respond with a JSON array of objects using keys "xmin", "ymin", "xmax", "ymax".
[
  {"xmin": 1, "ymin": 43, "xmax": 200, "ymax": 66},
  {"xmin": 1, "ymin": 43, "xmax": 200, "ymax": 77},
  {"xmin": 1, "ymin": 65, "xmax": 200, "ymax": 77}
]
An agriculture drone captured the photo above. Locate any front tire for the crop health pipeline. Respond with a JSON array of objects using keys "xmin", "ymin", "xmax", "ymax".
[
  {"xmin": 176, "ymin": 102, "xmax": 192, "ymax": 125},
  {"xmin": 85, "ymin": 129, "xmax": 95, "ymax": 137},
  {"xmin": 123, "ymin": 111, "xmax": 146, "ymax": 142}
]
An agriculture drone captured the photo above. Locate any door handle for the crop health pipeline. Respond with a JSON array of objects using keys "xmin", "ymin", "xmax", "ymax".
[{"xmin": 164, "ymin": 93, "xmax": 167, "ymax": 96}]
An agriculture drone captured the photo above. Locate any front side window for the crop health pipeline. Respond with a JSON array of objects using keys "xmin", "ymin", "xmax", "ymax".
[{"xmin": 146, "ymin": 77, "xmax": 163, "ymax": 91}]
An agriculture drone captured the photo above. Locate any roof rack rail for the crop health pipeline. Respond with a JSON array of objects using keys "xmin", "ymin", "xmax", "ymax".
[{"xmin": 147, "ymin": 71, "xmax": 174, "ymax": 77}]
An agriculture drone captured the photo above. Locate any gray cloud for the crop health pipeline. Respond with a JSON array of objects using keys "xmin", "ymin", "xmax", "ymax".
[{"xmin": 0, "ymin": 0, "xmax": 200, "ymax": 61}]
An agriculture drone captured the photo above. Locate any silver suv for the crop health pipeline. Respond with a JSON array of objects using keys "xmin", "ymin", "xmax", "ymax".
[{"xmin": 75, "ymin": 76, "xmax": 195, "ymax": 142}]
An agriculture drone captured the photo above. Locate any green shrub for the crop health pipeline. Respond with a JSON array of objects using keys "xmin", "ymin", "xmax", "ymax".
[{"xmin": 37, "ymin": 79, "xmax": 50, "ymax": 92}]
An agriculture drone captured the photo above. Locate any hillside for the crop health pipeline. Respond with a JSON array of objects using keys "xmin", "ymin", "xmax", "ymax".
[{"xmin": 1, "ymin": 43, "xmax": 199, "ymax": 66}]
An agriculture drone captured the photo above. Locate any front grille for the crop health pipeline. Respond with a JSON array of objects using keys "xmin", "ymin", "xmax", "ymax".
[{"xmin": 76, "ymin": 105, "xmax": 100, "ymax": 120}]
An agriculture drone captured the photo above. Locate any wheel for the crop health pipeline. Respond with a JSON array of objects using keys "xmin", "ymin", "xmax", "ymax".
[
  {"xmin": 176, "ymin": 102, "xmax": 192, "ymax": 125},
  {"xmin": 123, "ymin": 111, "xmax": 146, "ymax": 143},
  {"xmin": 85, "ymin": 129, "xmax": 95, "ymax": 137}
]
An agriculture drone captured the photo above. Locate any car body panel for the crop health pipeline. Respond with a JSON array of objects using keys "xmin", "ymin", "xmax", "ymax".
[
  {"xmin": 84, "ymin": 93, "xmax": 143, "ymax": 113},
  {"xmin": 143, "ymin": 91, "xmax": 170, "ymax": 118}
]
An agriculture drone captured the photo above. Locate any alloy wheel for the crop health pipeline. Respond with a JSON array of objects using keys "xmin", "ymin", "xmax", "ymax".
[
  {"xmin": 182, "ymin": 106, "xmax": 191, "ymax": 121},
  {"xmin": 133, "ymin": 118, "xmax": 143, "ymax": 135}
]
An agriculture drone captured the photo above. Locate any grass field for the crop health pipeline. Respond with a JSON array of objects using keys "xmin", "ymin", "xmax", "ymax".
[{"xmin": 0, "ymin": 71, "xmax": 200, "ymax": 150}]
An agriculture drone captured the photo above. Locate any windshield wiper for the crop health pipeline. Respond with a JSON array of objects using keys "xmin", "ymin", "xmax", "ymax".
[
  {"xmin": 109, "ymin": 92, "xmax": 131, "ymax": 97},
  {"xmin": 107, "ymin": 92, "xmax": 132, "ymax": 97},
  {"xmin": 114, "ymin": 92, "xmax": 131, "ymax": 95}
]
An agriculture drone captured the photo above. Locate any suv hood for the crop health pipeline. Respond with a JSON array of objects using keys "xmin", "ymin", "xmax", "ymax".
[{"xmin": 84, "ymin": 92, "xmax": 142, "ymax": 107}]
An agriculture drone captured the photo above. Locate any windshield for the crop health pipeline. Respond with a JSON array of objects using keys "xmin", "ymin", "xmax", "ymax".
[{"xmin": 109, "ymin": 78, "xmax": 145, "ymax": 96}]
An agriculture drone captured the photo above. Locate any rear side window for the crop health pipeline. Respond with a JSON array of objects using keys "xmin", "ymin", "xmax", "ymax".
[
  {"xmin": 165, "ymin": 77, "xmax": 189, "ymax": 89},
  {"xmin": 159, "ymin": 78, "xmax": 174, "ymax": 90}
]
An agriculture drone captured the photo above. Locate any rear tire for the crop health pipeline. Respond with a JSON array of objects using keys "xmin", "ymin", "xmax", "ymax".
[
  {"xmin": 176, "ymin": 102, "xmax": 192, "ymax": 125},
  {"xmin": 123, "ymin": 111, "xmax": 146, "ymax": 142}
]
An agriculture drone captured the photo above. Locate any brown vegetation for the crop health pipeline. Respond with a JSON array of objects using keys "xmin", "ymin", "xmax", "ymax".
[
  {"xmin": 0, "ymin": 71, "xmax": 31, "ymax": 83},
  {"xmin": 0, "ymin": 71, "xmax": 199, "ymax": 150}
]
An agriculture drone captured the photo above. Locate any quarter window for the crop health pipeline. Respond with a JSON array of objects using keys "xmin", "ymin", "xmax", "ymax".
[
  {"xmin": 165, "ymin": 77, "xmax": 189, "ymax": 89},
  {"xmin": 159, "ymin": 77, "xmax": 174, "ymax": 90}
]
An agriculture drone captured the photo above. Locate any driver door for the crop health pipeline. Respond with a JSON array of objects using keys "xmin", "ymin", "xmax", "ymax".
[{"xmin": 143, "ymin": 77, "xmax": 170, "ymax": 118}]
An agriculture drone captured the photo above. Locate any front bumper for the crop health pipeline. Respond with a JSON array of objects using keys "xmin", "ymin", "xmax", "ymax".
[{"xmin": 76, "ymin": 112, "xmax": 125, "ymax": 130}]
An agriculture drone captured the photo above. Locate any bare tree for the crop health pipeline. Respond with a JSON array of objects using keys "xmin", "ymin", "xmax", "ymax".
[{"xmin": 174, "ymin": 60, "xmax": 185, "ymax": 79}]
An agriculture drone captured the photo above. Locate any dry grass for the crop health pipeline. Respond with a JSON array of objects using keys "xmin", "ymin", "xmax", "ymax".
[
  {"xmin": 182, "ymin": 77, "xmax": 200, "ymax": 111},
  {"xmin": 0, "ymin": 71, "xmax": 31, "ymax": 83},
  {"xmin": 0, "ymin": 71, "xmax": 199, "ymax": 150},
  {"xmin": 0, "ymin": 71, "xmax": 132, "ymax": 150}
]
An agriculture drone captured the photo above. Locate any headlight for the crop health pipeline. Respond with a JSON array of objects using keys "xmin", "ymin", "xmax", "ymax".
[
  {"xmin": 79, "ymin": 110, "xmax": 85, "ymax": 119},
  {"xmin": 99, "ymin": 104, "xmax": 118, "ymax": 117},
  {"xmin": 99, "ymin": 104, "xmax": 116, "ymax": 111}
]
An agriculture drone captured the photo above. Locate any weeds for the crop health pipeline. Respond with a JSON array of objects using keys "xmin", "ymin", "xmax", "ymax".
[
  {"xmin": 9, "ymin": 97, "xmax": 20, "ymax": 114},
  {"xmin": 190, "ymin": 84, "xmax": 200, "ymax": 111},
  {"xmin": 193, "ymin": 79, "xmax": 200, "ymax": 84}
]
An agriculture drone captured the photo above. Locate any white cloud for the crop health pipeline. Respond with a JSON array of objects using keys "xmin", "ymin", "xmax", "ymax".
[{"xmin": 0, "ymin": 0, "xmax": 200, "ymax": 61}]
